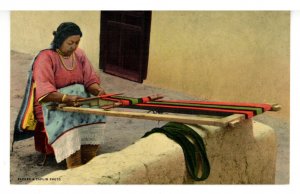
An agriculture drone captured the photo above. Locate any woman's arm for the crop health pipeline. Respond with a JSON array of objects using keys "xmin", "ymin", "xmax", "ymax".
[
  {"xmin": 40, "ymin": 92, "xmax": 84, "ymax": 106},
  {"xmin": 78, "ymin": 49, "xmax": 105, "ymax": 95},
  {"xmin": 86, "ymin": 83, "xmax": 106, "ymax": 96}
]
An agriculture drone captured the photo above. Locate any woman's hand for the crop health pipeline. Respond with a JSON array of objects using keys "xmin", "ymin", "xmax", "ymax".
[
  {"xmin": 97, "ymin": 87, "xmax": 106, "ymax": 96},
  {"xmin": 62, "ymin": 94, "xmax": 84, "ymax": 107},
  {"xmin": 87, "ymin": 83, "xmax": 106, "ymax": 96}
]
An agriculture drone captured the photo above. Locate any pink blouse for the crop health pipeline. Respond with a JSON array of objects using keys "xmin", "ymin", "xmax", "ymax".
[{"xmin": 33, "ymin": 48, "xmax": 100, "ymax": 122}]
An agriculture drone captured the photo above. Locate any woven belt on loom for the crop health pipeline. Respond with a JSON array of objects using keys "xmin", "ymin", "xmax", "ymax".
[
  {"xmin": 102, "ymin": 96, "xmax": 272, "ymax": 119},
  {"xmin": 142, "ymin": 122, "xmax": 210, "ymax": 181}
]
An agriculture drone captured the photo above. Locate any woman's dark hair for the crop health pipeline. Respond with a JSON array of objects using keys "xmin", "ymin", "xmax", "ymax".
[{"xmin": 51, "ymin": 22, "xmax": 82, "ymax": 49}]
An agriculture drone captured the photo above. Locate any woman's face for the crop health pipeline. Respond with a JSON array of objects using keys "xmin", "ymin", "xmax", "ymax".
[{"xmin": 59, "ymin": 35, "xmax": 81, "ymax": 56}]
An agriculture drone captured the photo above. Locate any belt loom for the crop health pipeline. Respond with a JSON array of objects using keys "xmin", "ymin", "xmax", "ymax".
[{"xmin": 49, "ymin": 94, "xmax": 280, "ymax": 127}]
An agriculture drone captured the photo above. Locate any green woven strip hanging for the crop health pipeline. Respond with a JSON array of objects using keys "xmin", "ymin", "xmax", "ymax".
[{"xmin": 142, "ymin": 122, "xmax": 210, "ymax": 181}]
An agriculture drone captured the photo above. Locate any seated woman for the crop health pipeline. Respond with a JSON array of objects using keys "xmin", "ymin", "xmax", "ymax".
[{"xmin": 33, "ymin": 22, "xmax": 106, "ymax": 168}]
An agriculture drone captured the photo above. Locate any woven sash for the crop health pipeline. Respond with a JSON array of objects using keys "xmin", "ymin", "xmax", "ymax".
[
  {"xmin": 101, "ymin": 96, "xmax": 272, "ymax": 119},
  {"xmin": 142, "ymin": 122, "xmax": 210, "ymax": 181},
  {"xmin": 13, "ymin": 51, "xmax": 46, "ymax": 143},
  {"xmin": 21, "ymin": 82, "xmax": 37, "ymax": 130}
]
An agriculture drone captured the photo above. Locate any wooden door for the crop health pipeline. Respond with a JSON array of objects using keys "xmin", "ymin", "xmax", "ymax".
[{"xmin": 100, "ymin": 11, "xmax": 151, "ymax": 83}]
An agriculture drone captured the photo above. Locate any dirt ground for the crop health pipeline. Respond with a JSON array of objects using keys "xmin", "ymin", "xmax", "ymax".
[{"xmin": 10, "ymin": 50, "xmax": 290, "ymax": 184}]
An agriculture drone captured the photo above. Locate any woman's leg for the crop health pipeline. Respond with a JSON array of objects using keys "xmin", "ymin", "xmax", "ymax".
[
  {"xmin": 81, "ymin": 144, "xmax": 100, "ymax": 164},
  {"xmin": 66, "ymin": 150, "xmax": 82, "ymax": 169}
]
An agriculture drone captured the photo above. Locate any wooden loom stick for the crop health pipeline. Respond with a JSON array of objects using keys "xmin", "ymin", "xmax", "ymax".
[
  {"xmin": 220, "ymin": 114, "xmax": 246, "ymax": 128},
  {"xmin": 76, "ymin": 93, "xmax": 124, "ymax": 103},
  {"xmin": 53, "ymin": 106, "xmax": 245, "ymax": 127},
  {"xmin": 270, "ymin": 103, "xmax": 281, "ymax": 111}
]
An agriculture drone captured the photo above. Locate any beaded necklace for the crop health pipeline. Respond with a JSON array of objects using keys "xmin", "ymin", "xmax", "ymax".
[
  {"xmin": 58, "ymin": 52, "xmax": 76, "ymax": 71},
  {"xmin": 56, "ymin": 49, "xmax": 70, "ymax": 59}
]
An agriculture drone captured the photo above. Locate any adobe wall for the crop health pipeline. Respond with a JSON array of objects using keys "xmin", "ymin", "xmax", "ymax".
[{"xmin": 30, "ymin": 120, "xmax": 276, "ymax": 184}]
